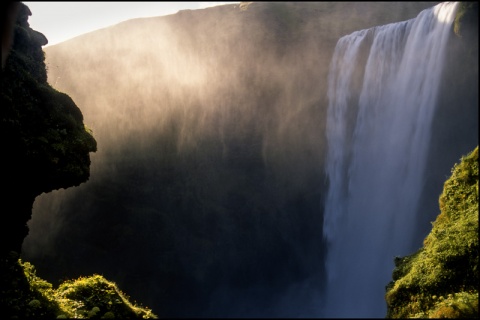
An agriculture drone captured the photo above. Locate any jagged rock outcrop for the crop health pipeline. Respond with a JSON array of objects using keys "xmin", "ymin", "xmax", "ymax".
[{"xmin": 0, "ymin": 2, "xmax": 97, "ymax": 254}]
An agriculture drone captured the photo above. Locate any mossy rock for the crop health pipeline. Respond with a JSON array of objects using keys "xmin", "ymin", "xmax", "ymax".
[
  {"xmin": 55, "ymin": 274, "xmax": 156, "ymax": 318},
  {"xmin": 1, "ymin": 256, "xmax": 157, "ymax": 319},
  {"xmin": 385, "ymin": 147, "xmax": 479, "ymax": 318}
]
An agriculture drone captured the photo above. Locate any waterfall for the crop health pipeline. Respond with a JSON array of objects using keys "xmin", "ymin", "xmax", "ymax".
[{"xmin": 322, "ymin": 2, "xmax": 459, "ymax": 317}]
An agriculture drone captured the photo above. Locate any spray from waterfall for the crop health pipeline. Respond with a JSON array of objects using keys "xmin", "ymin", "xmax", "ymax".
[{"xmin": 322, "ymin": 2, "xmax": 459, "ymax": 317}]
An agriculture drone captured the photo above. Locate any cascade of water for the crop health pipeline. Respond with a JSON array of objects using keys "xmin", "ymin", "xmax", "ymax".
[{"xmin": 322, "ymin": 2, "xmax": 459, "ymax": 317}]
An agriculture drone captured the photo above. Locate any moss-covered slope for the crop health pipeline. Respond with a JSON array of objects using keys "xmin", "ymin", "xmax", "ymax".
[
  {"xmin": 1, "ymin": 252, "xmax": 157, "ymax": 319},
  {"xmin": 385, "ymin": 146, "xmax": 479, "ymax": 318}
]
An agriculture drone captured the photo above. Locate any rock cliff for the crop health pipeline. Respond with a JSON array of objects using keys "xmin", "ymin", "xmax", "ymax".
[
  {"xmin": 0, "ymin": 3, "xmax": 157, "ymax": 318},
  {"xmin": 1, "ymin": 3, "xmax": 97, "ymax": 255}
]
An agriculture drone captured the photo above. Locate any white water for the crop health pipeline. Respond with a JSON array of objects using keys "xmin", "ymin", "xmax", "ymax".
[{"xmin": 322, "ymin": 2, "xmax": 459, "ymax": 317}]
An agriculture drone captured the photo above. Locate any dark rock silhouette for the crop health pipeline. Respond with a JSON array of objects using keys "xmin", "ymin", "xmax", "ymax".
[{"xmin": 1, "ymin": 2, "xmax": 96, "ymax": 255}]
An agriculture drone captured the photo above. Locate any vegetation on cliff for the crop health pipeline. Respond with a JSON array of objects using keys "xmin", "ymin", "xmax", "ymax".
[
  {"xmin": 386, "ymin": 146, "xmax": 479, "ymax": 318},
  {"xmin": 454, "ymin": 2, "xmax": 478, "ymax": 38},
  {"xmin": 1, "ymin": 252, "xmax": 157, "ymax": 319}
]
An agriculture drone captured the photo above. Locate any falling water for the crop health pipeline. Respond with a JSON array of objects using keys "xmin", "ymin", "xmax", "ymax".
[{"xmin": 322, "ymin": 2, "xmax": 459, "ymax": 317}]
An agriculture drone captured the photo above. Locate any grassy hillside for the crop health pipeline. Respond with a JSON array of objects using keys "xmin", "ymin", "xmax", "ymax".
[{"xmin": 385, "ymin": 147, "xmax": 479, "ymax": 318}]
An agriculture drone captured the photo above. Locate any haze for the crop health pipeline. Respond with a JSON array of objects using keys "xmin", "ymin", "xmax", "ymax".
[{"xmin": 23, "ymin": 2, "xmax": 239, "ymax": 46}]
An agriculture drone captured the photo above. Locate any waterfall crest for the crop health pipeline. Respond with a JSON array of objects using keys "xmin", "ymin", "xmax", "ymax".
[{"xmin": 322, "ymin": 2, "xmax": 459, "ymax": 317}]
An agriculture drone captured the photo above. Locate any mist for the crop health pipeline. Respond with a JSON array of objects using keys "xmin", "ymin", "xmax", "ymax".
[
  {"xmin": 23, "ymin": 3, "xmax": 328, "ymax": 317},
  {"xmin": 20, "ymin": 2, "xmax": 477, "ymax": 318}
]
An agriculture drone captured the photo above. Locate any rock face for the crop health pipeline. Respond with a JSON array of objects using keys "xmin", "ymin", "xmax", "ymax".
[
  {"xmin": 385, "ymin": 147, "xmax": 479, "ymax": 318},
  {"xmin": 0, "ymin": 2, "xmax": 97, "ymax": 254}
]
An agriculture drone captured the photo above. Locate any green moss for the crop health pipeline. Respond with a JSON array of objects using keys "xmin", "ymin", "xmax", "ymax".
[
  {"xmin": 386, "ymin": 147, "xmax": 479, "ymax": 318},
  {"xmin": 2, "ymin": 255, "xmax": 157, "ymax": 318},
  {"xmin": 55, "ymin": 274, "xmax": 156, "ymax": 318},
  {"xmin": 454, "ymin": 2, "xmax": 478, "ymax": 38},
  {"xmin": 1, "ymin": 253, "xmax": 63, "ymax": 318}
]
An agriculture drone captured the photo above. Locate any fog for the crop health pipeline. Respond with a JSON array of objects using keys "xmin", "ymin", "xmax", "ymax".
[{"xmin": 23, "ymin": 3, "xmax": 328, "ymax": 317}]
